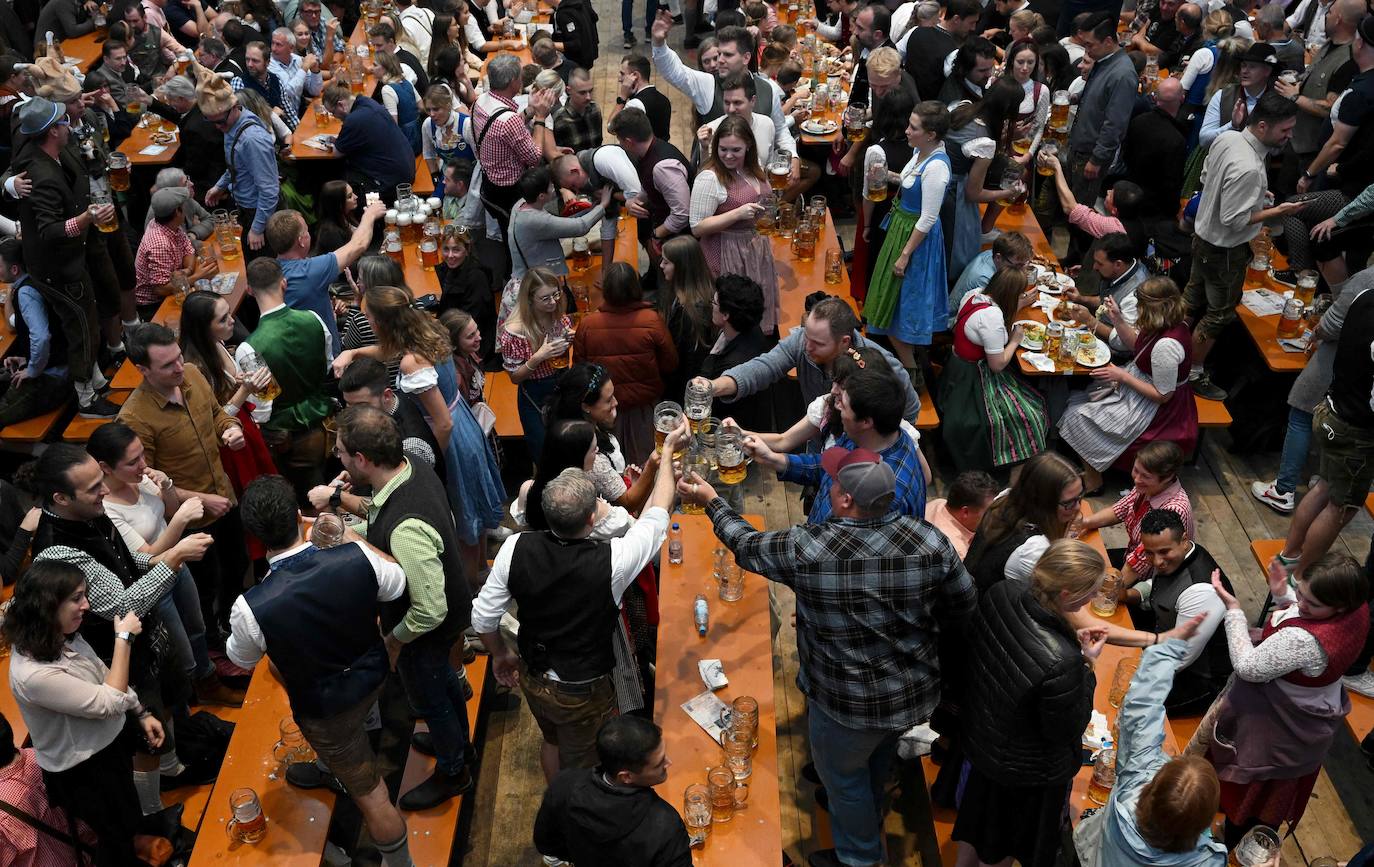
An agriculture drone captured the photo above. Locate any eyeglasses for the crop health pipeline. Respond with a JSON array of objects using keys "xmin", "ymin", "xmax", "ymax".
[
  {"xmin": 1059, "ymin": 493, "xmax": 1084, "ymax": 509},
  {"xmin": 535, "ymin": 293, "xmax": 562, "ymax": 304}
]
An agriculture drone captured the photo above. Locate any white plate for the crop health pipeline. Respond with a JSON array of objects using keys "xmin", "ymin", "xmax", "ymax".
[
  {"xmin": 1075, "ymin": 336, "xmax": 1111, "ymax": 368},
  {"xmin": 1038, "ymin": 283, "xmax": 1063, "ymax": 295},
  {"xmin": 1013, "ymin": 319, "xmax": 1047, "ymax": 349},
  {"xmin": 801, "ymin": 119, "xmax": 837, "ymax": 135}
]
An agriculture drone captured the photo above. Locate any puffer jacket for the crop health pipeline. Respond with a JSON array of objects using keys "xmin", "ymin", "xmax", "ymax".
[
  {"xmin": 573, "ymin": 302, "xmax": 679, "ymax": 409},
  {"xmin": 963, "ymin": 579, "xmax": 1095, "ymax": 786}
]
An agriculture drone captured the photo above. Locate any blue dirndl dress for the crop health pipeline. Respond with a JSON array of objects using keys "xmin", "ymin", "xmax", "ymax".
[
  {"xmin": 866, "ymin": 150, "xmax": 950, "ymax": 346},
  {"xmin": 389, "ymin": 79, "xmax": 422, "ymax": 156}
]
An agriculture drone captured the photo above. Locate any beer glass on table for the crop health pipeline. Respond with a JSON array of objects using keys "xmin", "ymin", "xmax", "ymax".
[
  {"xmin": 721, "ymin": 728, "xmax": 753, "ymax": 781},
  {"xmin": 707, "ymin": 766, "xmax": 736, "ymax": 823},
  {"xmin": 1229, "ymin": 826, "xmax": 1280, "ymax": 866},
  {"xmin": 226, "ymin": 788, "xmax": 267, "ymax": 844},
  {"xmin": 731, "ymin": 695, "xmax": 759, "ymax": 748},
  {"xmin": 684, "ymin": 784, "xmax": 712, "ymax": 845},
  {"xmin": 825, "ymin": 248, "xmax": 843, "ymax": 284}
]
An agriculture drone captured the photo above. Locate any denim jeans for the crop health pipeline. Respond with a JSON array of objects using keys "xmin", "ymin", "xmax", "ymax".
[
  {"xmin": 808, "ymin": 702, "xmax": 901, "ymax": 866},
  {"xmin": 398, "ymin": 640, "xmax": 472, "ymax": 776},
  {"xmin": 157, "ymin": 565, "xmax": 214, "ymax": 681},
  {"xmin": 1275, "ymin": 407, "xmax": 1314, "ymax": 495}
]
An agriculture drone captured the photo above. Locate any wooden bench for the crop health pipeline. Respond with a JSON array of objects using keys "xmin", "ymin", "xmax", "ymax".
[
  {"xmin": 915, "ymin": 388, "xmax": 940, "ymax": 432},
  {"xmin": 483, "ymin": 371, "xmax": 523, "ymax": 439},
  {"xmin": 62, "ymin": 391, "xmax": 131, "ymax": 443},
  {"xmin": 0, "ymin": 402, "xmax": 70, "ymax": 447},
  {"xmin": 1191, "ymin": 394, "xmax": 1231, "ymax": 465},
  {"xmin": 1249, "ymin": 539, "xmax": 1374, "ymax": 742}
]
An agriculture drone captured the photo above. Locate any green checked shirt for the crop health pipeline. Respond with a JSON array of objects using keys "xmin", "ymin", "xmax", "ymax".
[{"xmin": 361, "ymin": 461, "xmax": 449, "ymax": 643}]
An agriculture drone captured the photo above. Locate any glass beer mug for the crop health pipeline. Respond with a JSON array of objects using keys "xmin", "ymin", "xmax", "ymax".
[
  {"xmin": 226, "ymin": 788, "xmax": 267, "ymax": 844},
  {"xmin": 863, "ymin": 148, "xmax": 888, "ymax": 203}
]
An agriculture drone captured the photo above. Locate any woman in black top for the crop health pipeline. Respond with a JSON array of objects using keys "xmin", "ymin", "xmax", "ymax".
[
  {"xmin": 699, "ymin": 273, "xmax": 771, "ymax": 433},
  {"xmin": 436, "ymin": 228, "xmax": 496, "ymax": 362},
  {"xmin": 312, "ymin": 180, "xmax": 358, "ymax": 256},
  {"xmin": 657, "ymin": 236, "xmax": 716, "ymax": 401}
]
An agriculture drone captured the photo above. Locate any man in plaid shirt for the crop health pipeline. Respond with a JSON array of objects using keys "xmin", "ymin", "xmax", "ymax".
[
  {"xmin": 744, "ymin": 365, "xmax": 927, "ymax": 523},
  {"xmin": 680, "ymin": 447, "xmax": 975, "ymax": 867}
]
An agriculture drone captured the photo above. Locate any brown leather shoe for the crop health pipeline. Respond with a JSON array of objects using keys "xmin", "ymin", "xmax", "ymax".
[{"xmin": 194, "ymin": 674, "xmax": 246, "ymax": 708}]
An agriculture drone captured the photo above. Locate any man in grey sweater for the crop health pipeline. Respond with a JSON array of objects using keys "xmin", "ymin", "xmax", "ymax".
[
  {"xmin": 1067, "ymin": 13, "xmax": 1142, "ymax": 212},
  {"xmin": 694, "ymin": 296, "xmax": 921, "ymax": 429}
]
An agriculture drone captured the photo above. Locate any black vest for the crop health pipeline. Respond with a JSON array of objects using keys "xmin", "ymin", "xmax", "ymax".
[
  {"xmin": 508, "ymin": 532, "xmax": 619, "ymax": 681},
  {"xmin": 368, "ymin": 462, "xmax": 471, "ymax": 646},
  {"xmin": 246, "ymin": 543, "xmax": 390, "ymax": 719},
  {"xmin": 10, "ymin": 277, "xmax": 68, "ymax": 374},
  {"xmin": 1150, "ymin": 544, "xmax": 1233, "ymax": 687},
  {"xmin": 33, "ymin": 512, "xmax": 160, "ymax": 669},
  {"xmin": 635, "ymin": 137, "xmax": 692, "ymax": 231},
  {"xmin": 634, "ymin": 86, "xmax": 674, "ymax": 143},
  {"xmin": 1330, "ymin": 287, "xmax": 1374, "ymax": 429}
]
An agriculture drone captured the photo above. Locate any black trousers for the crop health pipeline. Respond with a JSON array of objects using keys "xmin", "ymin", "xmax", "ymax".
[
  {"xmin": 43, "ymin": 724, "xmax": 143, "ymax": 866},
  {"xmin": 185, "ymin": 506, "xmax": 251, "ymax": 639},
  {"xmin": 480, "ymin": 178, "xmax": 522, "ymax": 244}
]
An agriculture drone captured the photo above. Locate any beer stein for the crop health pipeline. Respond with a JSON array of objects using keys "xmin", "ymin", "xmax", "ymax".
[
  {"xmin": 311, "ymin": 512, "xmax": 345, "ymax": 549},
  {"xmin": 684, "ymin": 784, "xmax": 712, "ymax": 846},
  {"xmin": 226, "ymin": 788, "xmax": 267, "ymax": 844},
  {"xmin": 707, "ymin": 765, "xmax": 736, "ymax": 823},
  {"xmin": 1086, "ymin": 748, "xmax": 1116, "ymax": 805},
  {"xmin": 272, "ymin": 717, "xmax": 315, "ymax": 766}
]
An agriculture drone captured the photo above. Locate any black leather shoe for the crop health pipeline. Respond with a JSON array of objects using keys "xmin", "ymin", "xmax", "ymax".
[
  {"xmin": 285, "ymin": 762, "xmax": 348, "ymax": 796},
  {"xmin": 807, "ymin": 849, "xmax": 844, "ymax": 867},
  {"xmin": 410, "ymin": 732, "xmax": 478, "ymax": 769},
  {"xmin": 399, "ymin": 767, "xmax": 474, "ymax": 810},
  {"xmin": 801, "ymin": 761, "xmax": 821, "ymax": 785}
]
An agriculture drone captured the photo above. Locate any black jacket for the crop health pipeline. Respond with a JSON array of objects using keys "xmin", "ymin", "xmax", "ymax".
[
  {"xmin": 16, "ymin": 147, "xmax": 91, "ymax": 286},
  {"xmin": 148, "ymin": 102, "xmax": 227, "ymax": 200},
  {"xmin": 533, "ymin": 768, "xmax": 692, "ymax": 867},
  {"xmin": 1121, "ymin": 107, "xmax": 1188, "ymax": 221},
  {"xmin": 903, "ymin": 26, "xmax": 958, "ymax": 108},
  {"xmin": 963, "ymin": 579, "xmax": 1094, "ymax": 786}
]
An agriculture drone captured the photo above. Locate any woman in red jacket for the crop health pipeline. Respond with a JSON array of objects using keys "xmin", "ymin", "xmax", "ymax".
[{"xmin": 572, "ymin": 263, "xmax": 678, "ymax": 465}]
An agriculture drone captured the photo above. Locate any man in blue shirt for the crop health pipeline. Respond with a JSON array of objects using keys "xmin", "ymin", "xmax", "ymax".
[
  {"xmin": 743, "ymin": 365, "xmax": 927, "ymax": 523},
  {"xmin": 265, "ymin": 201, "xmax": 386, "ymax": 353},
  {"xmin": 0, "ymin": 238, "xmax": 71, "ymax": 427},
  {"xmin": 200, "ymin": 69, "xmax": 278, "ymax": 262},
  {"xmin": 323, "ymin": 81, "xmax": 419, "ymax": 205},
  {"xmin": 948, "ymin": 231, "xmax": 1034, "ymax": 324}
]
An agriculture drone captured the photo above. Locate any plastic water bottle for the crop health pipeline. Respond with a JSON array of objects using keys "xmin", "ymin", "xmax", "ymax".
[
  {"xmin": 694, "ymin": 594, "xmax": 709, "ymax": 636},
  {"xmin": 668, "ymin": 522, "xmax": 683, "ymax": 565}
]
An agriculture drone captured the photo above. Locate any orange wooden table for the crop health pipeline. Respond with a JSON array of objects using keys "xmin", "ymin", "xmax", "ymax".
[
  {"xmin": 653, "ymin": 513, "xmax": 782, "ymax": 866},
  {"xmin": 187, "ymin": 664, "xmax": 335, "ymax": 865},
  {"xmin": 795, "ymin": 75, "xmax": 850, "ymax": 147},
  {"xmin": 1234, "ymin": 250, "xmax": 1305, "ymax": 374},
  {"xmin": 119, "ymin": 118, "xmax": 181, "ymax": 165},
  {"xmin": 59, "ymin": 30, "xmax": 105, "ymax": 72}
]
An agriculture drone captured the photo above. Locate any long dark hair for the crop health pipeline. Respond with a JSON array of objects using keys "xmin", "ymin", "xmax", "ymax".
[
  {"xmin": 950, "ymin": 77, "xmax": 1024, "ymax": 149},
  {"xmin": 2, "ymin": 560, "xmax": 86, "ymax": 662},
  {"xmin": 871, "ymin": 87, "xmax": 916, "ymax": 145},
  {"xmin": 86, "ymin": 422, "xmax": 140, "ymax": 469},
  {"xmin": 975, "ymin": 451, "xmax": 1081, "ymax": 548},
  {"xmin": 317, "ymin": 180, "xmax": 357, "ymax": 233},
  {"xmin": 526, "ymin": 419, "xmax": 597, "ymax": 531},
  {"xmin": 545, "ymin": 362, "xmax": 614, "ymax": 455},
  {"xmin": 428, "ymin": 13, "xmax": 460, "ymax": 79},
  {"xmin": 179, "ymin": 290, "xmax": 235, "ymax": 401}
]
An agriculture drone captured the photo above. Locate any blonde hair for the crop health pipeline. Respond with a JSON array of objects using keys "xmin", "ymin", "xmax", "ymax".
[
  {"xmin": 1202, "ymin": 10, "xmax": 1236, "ymax": 41},
  {"xmin": 866, "ymin": 45, "xmax": 901, "ymax": 78},
  {"xmin": 362, "ymin": 285, "xmax": 452, "ymax": 364},
  {"xmin": 508, "ymin": 268, "xmax": 561, "ymax": 352},
  {"xmin": 533, "ymin": 68, "xmax": 564, "ymax": 101},
  {"xmin": 1133, "ymin": 276, "xmax": 1188, "ymax": 336},
  {"xmin": 1009, "ymin": 9, "xmax": 1045, "ymax": 34},
  {"xmin": 1030, "ymin": 539, "xmax": 1105, "ymax": 613}
]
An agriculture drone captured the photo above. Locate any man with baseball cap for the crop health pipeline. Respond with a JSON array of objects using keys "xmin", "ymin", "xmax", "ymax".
[
  {"xmin": 13, "ymin": 97, "xmax": 120, "ymax": 418},
  {"xmin": 680, "ymin": 447, "xmax": 975, "ymax": 867}
]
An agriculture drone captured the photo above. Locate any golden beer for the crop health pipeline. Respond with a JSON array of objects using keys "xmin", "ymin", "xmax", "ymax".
[
  {"xmin": 1086, "ymin": 779, "xmax": 1114, "ymax": 806},
  {"xmin": 768, "ymin": 166, "xmax": 790, "ymax": 190},
  {"xmin": 420, "ymin": 241, "xmax": 439, "ymax": 270},
  {"xmin": 96, "ymin": 214, "xmax": 118, "ymax": 233},
  {"xmin": 254, "ymin": 377, "xmax": 283, "ymax": 402},
  {"xmin": 385, "ymin": 243, "xmax": 404, "ymax": 267},
  {"xmin": 569, "ymin": 248, "xmax": 591, "ymax": 272},
  {"xmin": 844, "ymin": 123, "xmax": 866, "ymax": 142},
  {"xmin": 1037, "ymin": 161, "xmax": 1056, "ymax": 177},
  {"xmin": 549, "ymin": 348, "xmax": 571, "ymax": 369},
  {"xmin": 717, "ymin": 452, "xmax": 747, "ymax": 485},
  {"xmin": 865, "ymin": 183, "xmax": 887, "ymax": 203},
  {"xmin": 350, "ymin": 75, "xmax": 364, "ymax": 95},
  {"xmin": 108, "ymin": 166, "xmax": 131, "ymax": 191}
]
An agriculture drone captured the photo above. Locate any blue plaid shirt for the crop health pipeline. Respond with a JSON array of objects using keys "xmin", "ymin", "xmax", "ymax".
[
  {"xmin": 707, "ymin": 499, "xmax": 976, "ymax": 730},
  {"xmin": 779, "ymin": 433, "xmax": 927, "ymax": 524}
]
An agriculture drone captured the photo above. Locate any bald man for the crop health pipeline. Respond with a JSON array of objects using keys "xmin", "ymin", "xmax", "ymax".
[{"xmin": 1122, "ymin": 76, "xmax": 1189, "ymax": 220}]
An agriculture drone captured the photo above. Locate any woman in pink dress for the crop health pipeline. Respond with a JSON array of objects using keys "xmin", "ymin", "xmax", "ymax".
[{"xmin": 688, "ymin": 114, "xmax": 780, "ymax": 334}]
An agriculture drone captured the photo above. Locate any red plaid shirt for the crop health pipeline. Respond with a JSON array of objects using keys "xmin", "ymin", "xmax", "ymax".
[
  {"xmin": 498, "ymin": 315, "xmax": 571, "ymax": 380},
  {"xmin": 1113, "ymin": 479, "xmax": 1195, "ymax": 579},
  {"xmin": 134, "ymin": 220, "xmax": 193, "ymax": 306},
  {"xmin": 0, "ymin": 749, "xmax": 96, "ymax": 867},
  {"xmin": 472, "ymin": 92, "xmax": 543, "ymax": 187}
]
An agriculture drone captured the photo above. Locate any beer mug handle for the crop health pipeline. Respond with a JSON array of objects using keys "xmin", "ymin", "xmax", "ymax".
[
  {"xmin": 227, "ymin": 817, "xmax": 243, "ymax": 842},
  {"xmin": 272, "ymin": 740, "xmax": 290, "ymax": 763}
]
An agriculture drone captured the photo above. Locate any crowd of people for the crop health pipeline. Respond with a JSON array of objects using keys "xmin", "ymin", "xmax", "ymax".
[{"xmin": 0, "ymin": 0, "xmax": 1372, "ymax": 863}]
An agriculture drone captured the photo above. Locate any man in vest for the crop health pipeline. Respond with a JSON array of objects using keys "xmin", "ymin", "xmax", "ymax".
[
  {"xmin": 229, "ymin": 475, "xmax": 416, "ymax": 867},
  {"xmin": 612, "ymin": 52, "xmax": 672, "ymax": 142},
  {"xmin": 332, "ymin": 405, "xmax": 478, "ymax": 810},
  {"xmin": 649, "ymin": 13, "xmax": 799, "ymax": 178},
  {"xmin": 473, "ymin": 422, "xmax": 687, "ymax": 777},
  {"xmin": 238, "ymin": 258, "xmax": 333, "ymax": 505},
  {"xmin": 607, "ymin": 108, "xmax": 690, "ymax": 277},
  {"xmin": 336, "ymin": 356, "xmax": 441, "ymax": 472},
  {"xmin": 1120, "ymin": 509, "xmax": 1233, "ymax": 715}
]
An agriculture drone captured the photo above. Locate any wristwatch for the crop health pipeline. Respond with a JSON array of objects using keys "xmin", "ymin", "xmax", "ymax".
[
  {"xmin": 329, "ymin": 486, "xmax": 343, "ymax": 511},
  {"xmin": 117, "ymin": 631, "xmax": 134, "ymax": 643}
]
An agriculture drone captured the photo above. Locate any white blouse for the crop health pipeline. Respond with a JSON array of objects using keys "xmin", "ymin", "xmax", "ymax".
[
  {"xmin": 689, "ymin": 169, "xmax": 768, "ymax": 228},
  {"xmin": 898, "ymin": 147, "xmax": 952, "ymax": 234},
  {"xmin": 1223, "ymin": 590, "xmax": 1330, "ymax": 683},
  {"xmin": 957, "ymin": 290, "xmax": 1009, "ymax": 352}
]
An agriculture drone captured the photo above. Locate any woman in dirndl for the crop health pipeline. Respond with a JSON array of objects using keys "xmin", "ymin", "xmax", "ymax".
[
  {"xmin": 940, "ymin": 266, "xmax": 1048, "ymax": 474},
  {"xmin": 865, "ymin": 100, "xmax": 952, "ymax": 393},
  {"xmin": 1059, "ymin": 276, "xmax": 1198, "ymax": 494},
  {"xmin": 689, "ymin": 114, "xmax": 780, "ymax": 335},
  {"xmin": 1203, "ymin": 552, "xmax": 1370, "ymax": 848}
]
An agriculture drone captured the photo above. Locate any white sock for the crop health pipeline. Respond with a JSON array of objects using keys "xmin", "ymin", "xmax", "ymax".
[
  {"xmin": 378, "ymin": 834, "xmax": 414, "ymax": 867},
  {"xmin": 90, "ymin": 362, "xmax": 109, "ymax": 391},
  {"xmin": 132, "ymin": 769, "xmax": 164, "ymax": 815},
  {"xmin": 159, "ymin": 751, "xmax": 186, "ymax": 778},
  {"xmin": 75, "ymin": 380, "xmax": 95, "ymax": 404}
]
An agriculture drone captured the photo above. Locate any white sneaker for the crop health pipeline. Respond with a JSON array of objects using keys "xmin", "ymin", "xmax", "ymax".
[
  {"xmin": 542, "ymin": 856, "xmax": 570, "ymax": 866},
  {"xmin": 897, "ymin": 722, "xmax": 937, "ymax": 759},
  {"xmin": 1250, "ymin": 481, "xmax": 1295, "ymax": 514},
  {"xmin": 1342, "ymin": 670, "xmax": 1374, "ymax": 698}
]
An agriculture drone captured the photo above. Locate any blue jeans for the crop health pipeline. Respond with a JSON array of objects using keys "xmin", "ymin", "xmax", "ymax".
[
  {"xmin": 1275, "ymin": 407, "xmax": 1314, "ymax": 495},
  {"xmin": 398, "ymin": 640, "xmax": 471, "ymax": 776},
  {"xmin": 157, "ymin": 565, "xmax": 214, "ymax": 681},
  {"xmin": 808, "ymin": 702, "xmax": 901, "ymax": 866}
]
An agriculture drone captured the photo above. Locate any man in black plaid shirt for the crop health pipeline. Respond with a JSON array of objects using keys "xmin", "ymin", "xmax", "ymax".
[
  {"xmin": 680, "ymin": 447, "xmax": 976, "ymax": 867},
  {"xmin": 550, "ymin": 68, "xmax": 604, "ymax": 152}
]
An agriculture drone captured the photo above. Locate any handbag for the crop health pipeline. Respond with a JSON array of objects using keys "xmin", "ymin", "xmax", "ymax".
[{"xmin": 471, "ymin": 400, "xmax": 497, "ymax": 436}]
